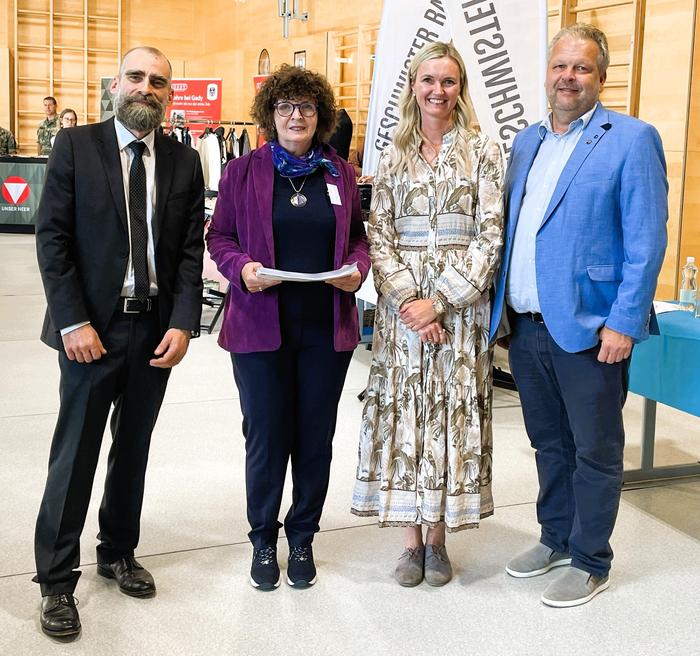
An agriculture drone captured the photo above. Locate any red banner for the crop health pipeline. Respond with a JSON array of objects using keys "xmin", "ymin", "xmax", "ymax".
[{"xmin": 167, "ymin": 78, "xmax": 222, "ymax": 143}]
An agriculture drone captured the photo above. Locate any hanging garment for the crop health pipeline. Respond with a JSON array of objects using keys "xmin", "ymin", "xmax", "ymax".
[
  {"xmin": 239, "ymin": 129, "xmax": 251, "ymax": 156},
  {"xmin": 329, "ymin": 108, "xmax": 353, "ymax": 160},
  {"xmin": 196, "ymin": 133, "xmax": 210, "ymax": 189},
  {"xmin": 225, "ymin": 128, "xmax": 238, "ymax": 160},
  {"xmin": 196, "ymin": 131, "xmax": 224, "ymax": 191}
]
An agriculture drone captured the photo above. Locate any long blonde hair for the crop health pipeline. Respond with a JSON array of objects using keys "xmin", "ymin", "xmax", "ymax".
[{"xmin": 390, "ymin": 41, "xmax": 474, "ymax": 179}]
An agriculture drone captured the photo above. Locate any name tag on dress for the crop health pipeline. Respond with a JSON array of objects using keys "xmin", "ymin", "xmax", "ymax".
[{"xmin": 326, "ymin": 183, "xmax": 342, "ymax": 206}]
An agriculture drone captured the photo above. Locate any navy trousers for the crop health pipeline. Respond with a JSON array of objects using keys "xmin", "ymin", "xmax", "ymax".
[
  {"xmin": 232, "ymin": 323, "xmax": 352, "ymax": 549},
  {"xmin": 508, "ymin": 313, "xmax": 629, "ymax": 577}
]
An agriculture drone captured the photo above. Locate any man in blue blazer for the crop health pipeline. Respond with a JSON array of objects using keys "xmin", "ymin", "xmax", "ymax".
[{"xmin": 491, "ymin": 24, "xmax": 667, "ymax": 607}]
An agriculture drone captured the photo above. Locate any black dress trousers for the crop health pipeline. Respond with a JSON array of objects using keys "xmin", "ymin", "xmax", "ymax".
[{"xmin": 34, "ymin": 305, "xmax": 170, "ymax": 596}]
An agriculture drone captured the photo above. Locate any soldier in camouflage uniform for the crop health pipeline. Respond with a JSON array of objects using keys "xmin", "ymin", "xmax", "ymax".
[
  {"xmin": 0, "ymin": 126, "xmax": 17, "ymax": 155},
  {"xmin": 37, "ymin": 97, "xmax": 59, "ymax": 155}
]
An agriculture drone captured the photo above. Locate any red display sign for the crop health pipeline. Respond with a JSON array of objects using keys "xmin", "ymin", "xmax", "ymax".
[
  {"xmin": 166, "ymin": 78, "xmax": 223, "ymax": 143},
  {"xmin": 2, "ymin": 176, "xmax": 31, "ymax": 206}
]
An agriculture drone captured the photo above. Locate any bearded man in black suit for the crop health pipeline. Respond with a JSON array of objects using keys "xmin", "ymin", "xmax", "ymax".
[{"xmin": 34, "ymin": 46, "xmax": 204, "ymax": 638}]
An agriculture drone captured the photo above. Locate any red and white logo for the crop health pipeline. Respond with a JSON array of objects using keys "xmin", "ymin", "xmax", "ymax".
[{"xmin": 2, "ymin": 176, "xmax": 31, "ymax": 206}]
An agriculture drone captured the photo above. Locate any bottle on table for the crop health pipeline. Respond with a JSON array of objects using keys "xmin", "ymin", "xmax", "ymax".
[{"xmin": 679, "ymin": 256, "xmax": 697, "ymax": 311}]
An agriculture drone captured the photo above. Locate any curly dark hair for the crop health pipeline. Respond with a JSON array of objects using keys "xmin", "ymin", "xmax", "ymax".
[{"xmin": 251, "ymin": 64, "xmax": 337, "ymax": 145}]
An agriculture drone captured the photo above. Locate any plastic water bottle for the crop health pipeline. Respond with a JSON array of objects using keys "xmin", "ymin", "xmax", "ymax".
[{"xmin": 679, "ymin": 256, "xmax": 697, "ymax": 311}]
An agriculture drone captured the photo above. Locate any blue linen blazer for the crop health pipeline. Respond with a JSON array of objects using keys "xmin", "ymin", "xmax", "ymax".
[{"xmin": 490, "ymin": 103, "xmax": 668, "ymax": 353}]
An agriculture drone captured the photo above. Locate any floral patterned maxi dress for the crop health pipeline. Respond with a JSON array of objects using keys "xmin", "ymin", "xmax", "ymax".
[{"xmin": 351, "ymin": 129, "xmax": 504, "ymax": 531}]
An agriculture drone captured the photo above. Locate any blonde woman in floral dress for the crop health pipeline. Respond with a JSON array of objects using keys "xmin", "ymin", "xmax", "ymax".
[{"xmin": 351, "ymin": 42, "xmax": 504, "ymax": 587}]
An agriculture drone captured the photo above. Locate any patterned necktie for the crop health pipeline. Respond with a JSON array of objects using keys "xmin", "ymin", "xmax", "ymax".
[{"xmin": 128, "ymin": 140, "xmax": 149, "ymax": 301}]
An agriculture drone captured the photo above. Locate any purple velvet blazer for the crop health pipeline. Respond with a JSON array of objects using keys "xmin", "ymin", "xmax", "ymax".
[{"xmin": 206, "ymin": 143, "xmax": 371, "ymax": 353}]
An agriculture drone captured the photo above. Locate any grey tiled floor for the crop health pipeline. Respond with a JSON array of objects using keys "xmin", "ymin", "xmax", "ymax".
[{"xmin": 1, "ymin": 235, "xmax": 698, "ymax": 655}]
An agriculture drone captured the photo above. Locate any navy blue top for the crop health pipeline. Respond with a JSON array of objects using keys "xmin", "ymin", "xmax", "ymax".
[{"xmin": 272, "ymin": 168, "xmax": 335, "ymax": 329}]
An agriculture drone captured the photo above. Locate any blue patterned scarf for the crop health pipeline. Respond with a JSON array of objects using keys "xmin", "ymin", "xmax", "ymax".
[{"xmin": 270, "ymin": 141, "xmax": 339, "ymax": 177}]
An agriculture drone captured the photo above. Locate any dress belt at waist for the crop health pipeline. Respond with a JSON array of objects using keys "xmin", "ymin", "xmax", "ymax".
[
  {"xmin": 517, "ymin": 311, "xmax": 545, "ymax": 324},
  {"xmin": 118, "ymin": 297, "xmax": 157, "ymax": 313}
]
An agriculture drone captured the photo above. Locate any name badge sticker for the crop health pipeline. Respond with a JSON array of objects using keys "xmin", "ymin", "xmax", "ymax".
[{"xmin": 327, "ymin": 183, "xmax": 342, "ymax": 206}]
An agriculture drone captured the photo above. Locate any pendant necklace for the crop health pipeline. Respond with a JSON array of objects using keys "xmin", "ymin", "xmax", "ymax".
[
  {"xmin": 423, "ymin": 139, "xmax": 442, "ymax": 167},
  {"xmin": 285, "ymin": 175, "xmax": 309, "ymax": 207}
]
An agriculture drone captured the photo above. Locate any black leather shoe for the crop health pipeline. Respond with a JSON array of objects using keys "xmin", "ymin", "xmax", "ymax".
[
  {"xmin": 40, "ymin": 593, "xmax": 81, "ymax": 637},
  {"xmin": 97, "ymin": 556, "xmax": 156, "ymax": 597}
]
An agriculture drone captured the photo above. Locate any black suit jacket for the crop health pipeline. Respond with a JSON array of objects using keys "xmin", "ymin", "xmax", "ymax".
[{"xmin": 36, "ymin": 118, "xmax": 205, "ymax": 349}]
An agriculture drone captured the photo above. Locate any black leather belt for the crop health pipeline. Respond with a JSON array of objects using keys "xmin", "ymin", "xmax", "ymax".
[
  {"xmin": 520, "ymin": 311, "xmax": 545, "ymax": 323},
  {"xmin": 118, "ymin": 297, "xmax": 155, "ymax": 313}
]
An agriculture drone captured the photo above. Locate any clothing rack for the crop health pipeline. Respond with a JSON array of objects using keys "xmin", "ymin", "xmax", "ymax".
[{"xmin": 166, "ymin": 118, "xmax": 255, "ymax": 127}]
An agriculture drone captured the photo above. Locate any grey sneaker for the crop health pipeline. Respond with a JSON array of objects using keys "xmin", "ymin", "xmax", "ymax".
[
  {"xmin": 394, "ymin": 546, "xmax": 424, "ymax": 587},
  {"xmin": 424, "ymin": 544, "xmax": 452, "ymax": 586},
  {"xmin": 541, "ymin": 567, "xmax": 610, "ymax": 607},
  {"xmin": 505, "ymin": 543, "xmax": 571, "ymax": 578}
]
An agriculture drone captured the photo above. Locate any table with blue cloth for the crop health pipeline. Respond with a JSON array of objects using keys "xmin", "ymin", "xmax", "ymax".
[{"xmin": 626, "ymin": 309, "xmax": 700, "ymax": 483}]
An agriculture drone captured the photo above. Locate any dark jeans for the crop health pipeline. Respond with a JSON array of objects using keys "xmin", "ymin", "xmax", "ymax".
[
  {"xmin": 232, "ymin": 322, "xmax": 352, "ymax": 549},
  {"xmin": 508, "ymin": 313, "xmax": 629, "ymax": 577},
  {"xmin": 34, "ymin": 308, "xmax": 169, "ymax": 595}
]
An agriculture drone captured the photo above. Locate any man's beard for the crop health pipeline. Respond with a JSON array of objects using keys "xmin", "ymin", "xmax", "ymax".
[{"xmin": 114, "ymin": 90, "xmax": 165, "ymax": 133}]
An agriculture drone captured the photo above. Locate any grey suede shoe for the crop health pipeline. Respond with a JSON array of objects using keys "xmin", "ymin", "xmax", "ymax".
[
  {"xmin": 541, "ymin": 567, "xmax": 610, "ymax": 607},
  {"xmin": 424, "ymin": 544, "xmax": 452, "ymax": 586},
  {"xmin": 505, "ymin": 542, "xmax": 572, "ymax": 578},
  {"xmin": 394, "ymin": 546, "xmax": 425, "ymax": 587}
]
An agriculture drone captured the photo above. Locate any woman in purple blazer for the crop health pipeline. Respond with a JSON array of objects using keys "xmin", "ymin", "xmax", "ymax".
[{"xmin": 206, "ymin": 65, "xmax": 370, "ymax": 591}]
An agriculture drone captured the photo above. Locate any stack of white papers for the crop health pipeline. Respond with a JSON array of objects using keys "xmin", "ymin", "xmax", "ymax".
[{"xmin": 256, "ymin": 262, "xmax": 359, "ymax": 283}]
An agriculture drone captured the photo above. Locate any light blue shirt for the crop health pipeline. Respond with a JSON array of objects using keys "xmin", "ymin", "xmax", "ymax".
[{"xmin": 506, "ymin": 104, "xmax": 597, "ymax": 313}]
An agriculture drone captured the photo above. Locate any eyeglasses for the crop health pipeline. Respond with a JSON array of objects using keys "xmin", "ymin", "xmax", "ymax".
[{"xmin": 274, "ymin": 101, "xmax": 318, "ymax": 117}]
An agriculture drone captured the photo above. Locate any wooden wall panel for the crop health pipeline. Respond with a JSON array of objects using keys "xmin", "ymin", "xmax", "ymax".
[
  {"xmin": 1, "ymin": 2, "xmax": 12, "ymax": 131},
  {"xmin": 121, "ymin": 0, "xmax": 194, "ymax": 67},
  {"xmin": 187, "ymin": 0, "xmax": 382, "ymax": 125},
  {"xmin": 638, "ymin": 0, "xmax": 696, "ymax": 300},
  {"xmin": 679, "ymin": 5, "xmax": 700, "ymax": 284},
  {"xmin": 0, "ymin": 48, "xmax": 10, "ymax": 130},
  {"xmin": 328, "ymin": 24, "xmax": 378, "ymax": 151},
  {"xmin": 190, "ymin": 0, "xmax": 382, "ymax": 60},
  {"xmin": 1, "ymin": 0, "xmax": 11, "ymax": 47},
  {"xmin": 187, "ymin": 31, "xmax": 328, "ymax": 125},
  {"xmin": 547, "ymin": 0, "xmax": 695, "ymax": 300}
]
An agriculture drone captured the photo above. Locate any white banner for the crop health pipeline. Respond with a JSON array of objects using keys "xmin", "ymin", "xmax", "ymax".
[
  {"xmin": 362, "ymin": 0, "xmax": 547, "ymax": 175},
  {"xmin": 362, "ymin": 1, "xmax": 450, "ymax": 176}
]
